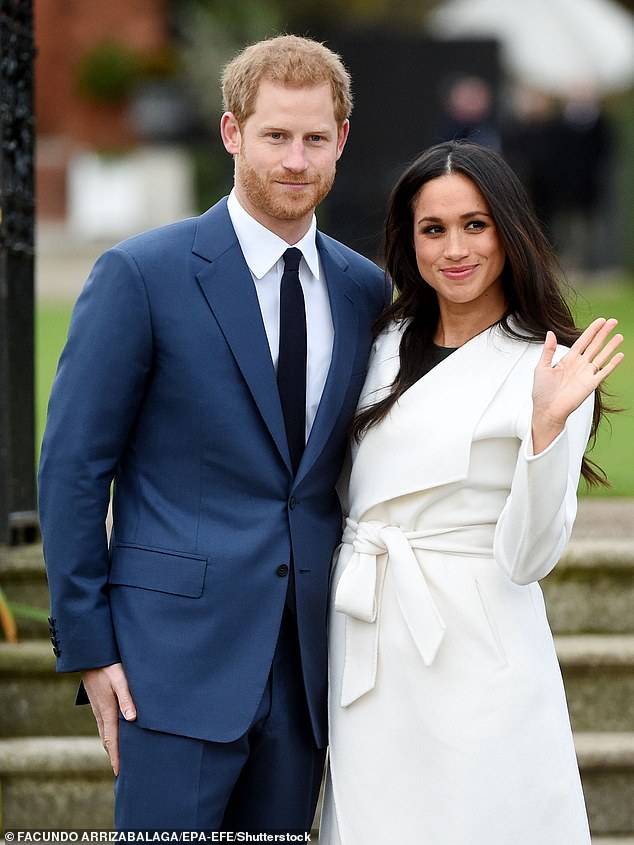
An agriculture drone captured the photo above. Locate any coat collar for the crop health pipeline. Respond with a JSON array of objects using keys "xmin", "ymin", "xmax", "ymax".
[
  {"xmin": 349, "ymin": 322, "xmax": 532, "ymax": 518},
  {"xmin": 193, "ymin": 199, "xmax": 361, "ymax": 479}
]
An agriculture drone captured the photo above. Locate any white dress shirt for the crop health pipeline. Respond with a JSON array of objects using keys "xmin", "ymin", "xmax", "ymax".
[{"xmin": 227, "ymin": 190, "xmax": 334, "ymax": 439}]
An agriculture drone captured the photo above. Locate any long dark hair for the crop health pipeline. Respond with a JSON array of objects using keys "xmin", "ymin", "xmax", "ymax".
[{"xmin": 353, "ymin": 140, "xmax": 608, "ymax": 486}]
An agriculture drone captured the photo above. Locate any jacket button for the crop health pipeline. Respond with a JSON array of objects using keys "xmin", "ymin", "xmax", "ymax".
[
  {"xmin": 277, "ymin": 564, "xmax": 289, "ymax": 577},
  {"xmin": 289, "ymin": 497, "xmax": 297, "ymax": 509}
]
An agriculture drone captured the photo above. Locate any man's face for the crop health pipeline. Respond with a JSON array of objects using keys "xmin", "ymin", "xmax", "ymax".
[{"xmin": 221, "ymin": 80, "xmax": 349, "ymax": 239}]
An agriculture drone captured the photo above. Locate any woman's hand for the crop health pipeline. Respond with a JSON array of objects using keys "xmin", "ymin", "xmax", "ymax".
[{"xmin": 531, "ymin": 317, "xmax": 624, "ymax": 454}]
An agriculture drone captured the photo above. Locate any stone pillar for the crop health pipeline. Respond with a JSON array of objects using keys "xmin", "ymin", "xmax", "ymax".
[{"xmin": 0, "ymin": 0, "xmax": 39, "ymax": 545}]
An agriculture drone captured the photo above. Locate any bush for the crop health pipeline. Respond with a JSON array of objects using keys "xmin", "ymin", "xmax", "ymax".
[{"xmin": 76, "ymin": 39, "xmax": 141, "ymax": 104}]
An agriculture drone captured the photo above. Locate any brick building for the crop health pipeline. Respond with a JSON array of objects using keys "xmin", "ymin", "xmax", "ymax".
[{"xmin": 34, "ymin": 0, "xmax": 171, "ymax": 221}]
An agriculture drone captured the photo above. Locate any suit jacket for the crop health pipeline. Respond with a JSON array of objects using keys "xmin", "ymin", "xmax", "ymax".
[{"xmin": 38, "ymin": 197, "xmax": 386, "ymax": 748}]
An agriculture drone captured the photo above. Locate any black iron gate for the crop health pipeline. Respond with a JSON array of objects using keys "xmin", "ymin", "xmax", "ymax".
[{"xmin": 0, "ymin": 0, "xmax": 38, "ymax": 545}]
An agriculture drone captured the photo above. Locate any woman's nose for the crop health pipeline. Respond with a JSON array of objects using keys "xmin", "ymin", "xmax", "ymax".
[{"xmin": 444, "ymin": 229, "xmax": 469, "ymax": 259}]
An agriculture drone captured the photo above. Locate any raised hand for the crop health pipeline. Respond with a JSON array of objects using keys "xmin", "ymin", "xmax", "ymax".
[{"xmin": 531, "ymin": 317, "xmax": 624, "ymax": 454}]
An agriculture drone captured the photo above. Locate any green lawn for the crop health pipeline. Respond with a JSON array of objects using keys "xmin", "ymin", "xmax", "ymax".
[
  {"xmin": 36, "ymin": 301, "xmax": 73, "ymax": 451},
  {"xmin": 569, "ymin": 283, "xmax": 634, "ymax": 497},
  {"xmin": 35, "ymin": 282, "xmax": 634, "ymax": 496}
]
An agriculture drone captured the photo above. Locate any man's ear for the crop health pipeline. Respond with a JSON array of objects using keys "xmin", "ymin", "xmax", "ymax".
[
  {"xmin": 220, "ymin": 112, "xmax": 241, "ymax": 155},
  {"xmin": 336, "ymin": 119, "xmax": 350, "ymax": 160}
]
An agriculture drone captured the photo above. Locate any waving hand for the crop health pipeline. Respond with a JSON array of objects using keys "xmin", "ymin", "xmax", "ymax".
[{"xmin": 531, "ymin": 317, "xmax": 624, "ymax": 454}]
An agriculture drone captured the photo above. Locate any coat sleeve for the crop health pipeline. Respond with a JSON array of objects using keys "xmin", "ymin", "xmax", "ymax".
[
  {"xmin": 38, "ymin": 247, "xmax": 154, "ymax": 673},
  {"xmin": 492, "ymin": 384, "xmax": 595, "ymax": 586}
]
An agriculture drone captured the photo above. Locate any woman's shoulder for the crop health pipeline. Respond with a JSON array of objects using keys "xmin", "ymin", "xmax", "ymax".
[
  {"xmin": 375, "ymin": 317, "xmax": 407, "ymax": 341},
  {"xmin": 370, "ymin": 319, "xmax": 406, "ymax": 359}
]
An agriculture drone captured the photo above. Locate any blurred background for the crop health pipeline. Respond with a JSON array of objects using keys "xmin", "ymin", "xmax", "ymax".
[
  {"xmin": 34, "ymin": 0, "xmax": 634, "ymax": 494},
  {"xmin": 4, "ymin": 6, "xmax": 629, "ymax": 833}
]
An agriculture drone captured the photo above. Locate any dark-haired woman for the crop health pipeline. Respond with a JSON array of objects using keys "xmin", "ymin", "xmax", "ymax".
[{"xmin": 320, "ymin": 141, "xmax": 623, "ymax": 845}]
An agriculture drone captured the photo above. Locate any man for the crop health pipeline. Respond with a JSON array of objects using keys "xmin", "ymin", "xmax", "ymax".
[{"xmin": 39, "ymin": 34, "xmax": 386, "ymax": 831}]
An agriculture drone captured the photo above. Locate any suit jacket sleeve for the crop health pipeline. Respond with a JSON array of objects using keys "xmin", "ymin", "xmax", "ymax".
[{"xmin": 38, "ymin": 246, "xmax": 153, "ymax": 672}]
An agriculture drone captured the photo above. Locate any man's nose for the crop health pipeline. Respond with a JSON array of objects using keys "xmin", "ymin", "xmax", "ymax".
[{"xmin": 282, "ymin": 140, "xmax": 309, "ymax": 172}]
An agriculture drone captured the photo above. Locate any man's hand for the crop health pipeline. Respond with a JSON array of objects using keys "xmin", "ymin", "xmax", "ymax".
[{"xmin": 82, "ymin": 662, "xmax": 137, "ymax": 775}]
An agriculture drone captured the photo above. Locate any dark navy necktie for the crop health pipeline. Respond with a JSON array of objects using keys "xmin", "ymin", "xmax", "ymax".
[{"xmin": 277, "ymin": 247, "xmax": 307, "ymax": 475}]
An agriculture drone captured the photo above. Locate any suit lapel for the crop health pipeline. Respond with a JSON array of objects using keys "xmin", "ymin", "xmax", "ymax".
[
  {"xmin": 193, "ymin": 201, "xmax": 290, "ymax": 468},
  {"xmin": 297, "ymin": 236, "xmax": 359, "ymax": 482},
  {"xmin": 193, "ymin": 204, "xmax": 362, "ymax": 478}
]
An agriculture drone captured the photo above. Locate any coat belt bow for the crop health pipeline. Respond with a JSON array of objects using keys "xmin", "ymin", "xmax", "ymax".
[{"xmin": 334, "ymin": 518, "xmax": 447, "ymax": 706}]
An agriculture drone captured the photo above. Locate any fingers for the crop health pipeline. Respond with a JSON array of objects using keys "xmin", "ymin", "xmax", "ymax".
[
  {"xmin": 594, "ymin": 350, "xmax": 624, "ymax": 384},
  {"xmin": 583, "ymin": 318, "xmax": 623, "ymax": 382},
  {"xmin": 568, "ymin": 317, "xmax": 623, "ymax": 381},
  {"xmin": 82, "ymin": 663, "xmax": 137, "ymax": 776},
  {"xmin": 101, "ymin": 707, "xmax": 121, "ymax": 776},
  {"xmin": 110, "ymin": 664, "xmax": 137, "ymax": 722},
  {"xmin": 592, "ymin": 329, "xmax": 624, "ymax": 374},
  {"xmin": 573, "ymin": 317, "xmax": 618, "ymax": 360},
  {"xmin": 538, "ymin": 330, "xmax": 557, "ymax": 368},
  {"xmin": 571, "ymin": 316, "xmax": 611, "ymax": 353}
]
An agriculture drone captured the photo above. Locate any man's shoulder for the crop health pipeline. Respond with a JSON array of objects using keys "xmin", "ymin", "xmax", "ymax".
[
  {"xmin": 317, "ymin": 231, "xmax": 384, "ymax": 282},
  {"xmin": 317, "ymin": 231, "xmax": 376, "ymax": 265},
  {"xmin": 318, "ymin": 233, "xmax": 389, "ymax": 315}
]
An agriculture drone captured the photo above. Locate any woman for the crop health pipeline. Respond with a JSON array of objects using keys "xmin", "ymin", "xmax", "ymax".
[{"xmin": 320, "ymin": 141, "xmax": 623, "ymax": 844}]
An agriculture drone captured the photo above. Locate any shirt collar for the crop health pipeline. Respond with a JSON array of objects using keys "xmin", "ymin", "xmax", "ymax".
[{"xmin": 227, "ymin": 190, "xmax": 320, "ymax": 280}]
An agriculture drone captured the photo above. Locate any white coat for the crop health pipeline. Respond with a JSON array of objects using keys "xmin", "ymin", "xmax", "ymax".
[{"xmin": 320, "ymin": 321, "xmax": 592, "ymax": 845}]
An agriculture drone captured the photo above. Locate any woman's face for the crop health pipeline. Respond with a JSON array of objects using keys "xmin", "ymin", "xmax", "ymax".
[{"xmin": 412, "ymin": 172, "xmax": 506, "ymax": 319}]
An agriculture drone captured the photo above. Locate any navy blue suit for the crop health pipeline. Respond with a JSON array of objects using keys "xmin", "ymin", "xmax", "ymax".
[{"xmin": 39, "ymin": 198, "xmax": 386, "ymax": 827}]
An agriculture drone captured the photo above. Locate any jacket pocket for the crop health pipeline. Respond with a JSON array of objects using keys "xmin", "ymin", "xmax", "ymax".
[
  {"xmin": 109, "ymin": 544, "xmax": 207, "ymax": 598},
  {"xmin": 475, "ymin": 578, "xmax": 508, "ymax": 667}
]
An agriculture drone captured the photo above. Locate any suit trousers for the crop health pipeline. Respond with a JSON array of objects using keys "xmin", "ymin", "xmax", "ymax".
[{"xmin": 114, "ymin": 607, "xmax": 325, "ymax": 831}]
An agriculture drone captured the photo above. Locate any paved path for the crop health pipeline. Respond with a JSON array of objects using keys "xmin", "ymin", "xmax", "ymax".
[
  {"xmin": 573, "ymin": 497, "xmax": 634, "ymax": 540},
  {"xmin": 36, "ymin": 224, "xmax": 107, "ymax": 301}
]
